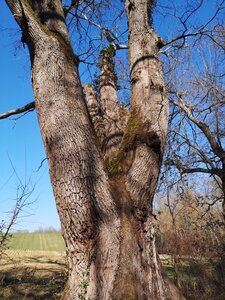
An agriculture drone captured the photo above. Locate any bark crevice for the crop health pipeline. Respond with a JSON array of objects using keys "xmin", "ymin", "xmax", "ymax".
[{"xmin": 6, "ymin": 0, "xmax": 186, "ymax": 299}]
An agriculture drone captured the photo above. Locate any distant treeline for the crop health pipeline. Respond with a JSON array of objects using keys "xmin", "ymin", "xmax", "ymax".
[{"xmin": 14, "ymin": 227, "xmax": 61, "ymax": 233}]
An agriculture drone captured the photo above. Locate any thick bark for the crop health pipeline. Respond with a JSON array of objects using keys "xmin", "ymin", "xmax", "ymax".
[
  {"xmin": 98, "ymin": 47, "xmax": 128, "ymax": 132},
  {"xmin": 83, "ymin": 84, "xmax": 105, "ymax": 142},
  {"xmin": 108, "ymin": 0, "xmax": 183, "ymax": 298},
  {"xmin": 33, "ymin": 43, "xmax": 120, "ymax": 300},
  {"xmin": 125, "ymin": 0, "xmax": 168, "ymax": 245},
  {"xmin": 6, "ymin": 0, "xmax": 184, "ymax": 299},
  {"xmin": 84, "ymin": 46, "xmax": 128, "ymax": 161},
  {"xmin": 6, "ymin": 1, "xmax": 120, "ymax": 299}
]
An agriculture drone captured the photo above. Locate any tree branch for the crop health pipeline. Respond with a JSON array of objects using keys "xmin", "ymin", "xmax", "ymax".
[
  {"xmin": 170, "ymin": 92, "xmax": 225, "ymax": 160},
  {"xmin": 0, "ymin": 102, "xmax": 35, "ymax": 120},
  {"xmin": 181, "ymin": 167, "xmax": 222, "ymax": 177},
  {"xmin": 69, "ymin": 10, "xmax": 128, "ymax": 50},
  {"xmin": 5, "ymin": 0, "xmax": 49, "ymax": 42},
  {"xmin": 162, "ymin": 0, "xmax": 225, "ymax": 49},
  {"xmin": 171, "ymin": 128, "xmax": 216, "ymax": 169}
]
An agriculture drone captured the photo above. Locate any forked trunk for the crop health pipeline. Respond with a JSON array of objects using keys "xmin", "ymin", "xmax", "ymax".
[{"xmin": 6, "ymin": 0, "xmax": 184, "ymax": 299}]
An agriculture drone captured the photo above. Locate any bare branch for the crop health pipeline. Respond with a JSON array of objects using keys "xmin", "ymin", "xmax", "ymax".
[
  {"xmin": 0, "ymin": 174, "xmax": 35, "ymax": 258},
  {"xmin": 5, "ymin": 0, "xmax": 48, "ymax": 41},
  {"xmin": 68, "ymin": 9, "xmax": 128, "ymax": 50},
  {"xmin": 169, "ymin": 92, "xmax": 225, "ymax": 160},
  {"xmin": 0, "ymin": 102, "xmax": 35, "ymax": 120},
  {"xmin": 171, "ymin": 128, "xmax": 217, "ymax": 169},
  {"xmin": 181, "ymin": 167, "xmax": 222, "ymax": 177}
]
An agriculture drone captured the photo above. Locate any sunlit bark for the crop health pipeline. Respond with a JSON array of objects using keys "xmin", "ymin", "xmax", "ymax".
[{"xmin": 6, "ymin": 0, "xmax": 184, "ymax": 298}]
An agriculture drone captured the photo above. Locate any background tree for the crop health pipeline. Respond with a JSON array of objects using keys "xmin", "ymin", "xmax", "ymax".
[
  {"xmin": 0, "ymin": 173, "xmax": 34, "ymax": 259},
  {"xmin": 165, "ymin": 37, "xmax": 225, "ymax": 219},
  {"xmin": 156, "ymin": 184, "xmax": 225, "ymax": 300}
]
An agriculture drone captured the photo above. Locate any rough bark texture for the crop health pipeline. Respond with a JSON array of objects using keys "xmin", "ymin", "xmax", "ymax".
[
  {"xmin": 6, "ymin": 0, "xmax": 185, "ymax": 299},
  {"xmin": 84, "ymin": 46, "xmax": 128, "ymax": 162},
  {"xmin": 98, "ymin": 46, "xmax": 128, "ymax": 159}
]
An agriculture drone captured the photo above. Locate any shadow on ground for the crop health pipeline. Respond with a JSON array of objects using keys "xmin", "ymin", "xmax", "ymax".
[
  {"xmin": 161, "ymin": 255, "xmax": 225, "ymax": 300},
  {"xmin": 0, "ymin": 253, "xmax": 67, "ymax": 300}
]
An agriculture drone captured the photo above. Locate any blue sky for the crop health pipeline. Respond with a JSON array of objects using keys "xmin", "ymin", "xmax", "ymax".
[{"xmin": 0, "ymin": 3, "xmax": 60, "ymax": 231}]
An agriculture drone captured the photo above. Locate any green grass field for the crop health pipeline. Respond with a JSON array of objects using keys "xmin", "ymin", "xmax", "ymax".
[{"xmin": 8, "ymin": 231, "xmax": 66, "ymax": 252}]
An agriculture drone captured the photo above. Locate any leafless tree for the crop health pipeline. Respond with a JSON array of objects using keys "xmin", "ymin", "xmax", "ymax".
[
  {"xmin": 164, "ymin": 37, "xmax": 225, "ymax": 219},
  {"xmin": 0, "ymin": 176, "xmax": 35, "ymax": 259}
]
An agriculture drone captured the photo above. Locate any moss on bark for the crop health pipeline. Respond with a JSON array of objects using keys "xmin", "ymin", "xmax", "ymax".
[{"xmin": 105, "ymin": 108, "xmax": 143, "ymax": 177}]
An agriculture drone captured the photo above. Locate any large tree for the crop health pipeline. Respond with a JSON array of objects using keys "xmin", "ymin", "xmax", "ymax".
[{"xmin": 4, "ymin": 0, "xmax": 184, "ymax": 299}]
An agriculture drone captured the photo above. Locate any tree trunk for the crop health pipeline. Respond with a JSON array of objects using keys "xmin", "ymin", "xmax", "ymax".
[
  {"xmin": 6, "ymin": 0, "xmax": 184, "ymax": 299},
  {"xmin": 98, "ymin": 46, "xmax": 128, "ymax": 160}
]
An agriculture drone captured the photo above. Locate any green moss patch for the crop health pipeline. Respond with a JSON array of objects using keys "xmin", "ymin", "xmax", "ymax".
[{"xmin": 106, "ymin": 108, "xmax": 143, "ymax": 177}]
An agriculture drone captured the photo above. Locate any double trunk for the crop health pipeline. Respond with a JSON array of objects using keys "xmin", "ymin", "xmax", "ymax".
[{"xmin": 6, "ymin": 0, "xmax": 184, "ymax": 298}]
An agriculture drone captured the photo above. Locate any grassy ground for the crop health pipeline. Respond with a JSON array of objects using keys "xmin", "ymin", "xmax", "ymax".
[
  {"xmin": 8, "ymin": 232, "xmax": 65, "ymax": 252},
  {"xmin": 0, "ymin": 250, "xmax": 67, "ymax": 299},
  {"xmin": 1, "ymin": 232, "xmax": 224, "ymax": 299},
  {"xmin": 160, "ymin": 255, "xmax": 225, "ymax": 300},
  {"xmin": 1, "ymin": 232, "xmax": 67, "ymax": 299}
]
